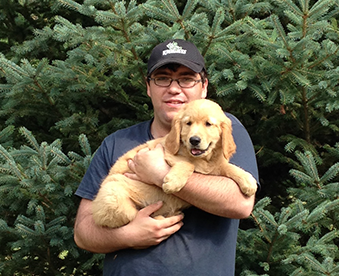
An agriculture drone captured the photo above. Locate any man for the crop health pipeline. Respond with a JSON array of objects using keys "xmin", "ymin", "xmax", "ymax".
[{"xmin": 74, "ymin": 39, "xmax": 259, "ymax": 275}]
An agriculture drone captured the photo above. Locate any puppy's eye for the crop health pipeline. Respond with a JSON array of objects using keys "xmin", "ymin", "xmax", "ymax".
[
  {"xmin": 186, "ymin": 121, "xmax": 192, "ymax": 126},
  {"xmin": 205, "ymin": 121, "xmax": 212, "ymax": 127}
]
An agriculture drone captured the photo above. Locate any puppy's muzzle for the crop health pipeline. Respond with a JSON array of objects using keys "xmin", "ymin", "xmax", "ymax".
[{"xmin": 189, "ymin": 136, "xmax": 211, "ymax": 156}]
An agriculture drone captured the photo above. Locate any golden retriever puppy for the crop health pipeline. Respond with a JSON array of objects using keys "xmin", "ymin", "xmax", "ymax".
[{"xmin": 92, "ymin": 99, "xmax": 257, "ymax": 228}]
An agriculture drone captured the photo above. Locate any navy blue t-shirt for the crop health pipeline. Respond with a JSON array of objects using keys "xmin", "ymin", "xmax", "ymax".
[{"xmin": 75, "ymin": 114, "xmax": 259, "ymax": 276}]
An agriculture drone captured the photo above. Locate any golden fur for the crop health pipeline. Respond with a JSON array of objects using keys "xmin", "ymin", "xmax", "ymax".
[{"xmin": 92, "ymin": 99, "xmax": 257, "ymax": 228}]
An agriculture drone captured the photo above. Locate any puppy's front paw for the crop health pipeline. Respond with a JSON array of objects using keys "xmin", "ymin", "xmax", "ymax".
[
  {"xmin": 239, "ymin": 173, "xmax": 258, "ymax": 197},
  {"xmin": 162, "ymin": 174, "xmax": 186, "ymax": 194}
]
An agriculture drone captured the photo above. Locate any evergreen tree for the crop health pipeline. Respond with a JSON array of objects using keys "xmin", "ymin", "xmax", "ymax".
[
  {"xmin": 0, "ymin": 0, "xmax": 338, "ymax": 274},
  {"xmin": 0, "ymin": 0, "xmax": 95, "ymax": 60},
  {"xmin": 237, "ymin": 149, "xmax": 339, "ymax": 275},
  {"xmin": 0, "ymin": 128, "xmax": 103, "ymax": 275}
]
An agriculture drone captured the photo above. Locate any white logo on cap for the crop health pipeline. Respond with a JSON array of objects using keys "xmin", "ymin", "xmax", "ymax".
[{"xmin": 163, "ymin": 42, "xmax": 187, "ymax": 56}]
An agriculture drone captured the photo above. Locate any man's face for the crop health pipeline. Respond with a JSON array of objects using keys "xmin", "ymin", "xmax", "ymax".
[{"xmin": 147, "ymin": 65, "xmax": 208, "ymax": 129}]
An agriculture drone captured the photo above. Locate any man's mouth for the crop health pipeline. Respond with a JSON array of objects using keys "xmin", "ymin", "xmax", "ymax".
[{"xmin": 165, "ymin": 100, "xmax": 185, "ymax": 107}]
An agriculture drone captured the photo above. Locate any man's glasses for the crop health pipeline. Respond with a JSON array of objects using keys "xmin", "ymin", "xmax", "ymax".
[{"xmin": 148, "ymin": 77, "xmax": 202, "ymax": 88}]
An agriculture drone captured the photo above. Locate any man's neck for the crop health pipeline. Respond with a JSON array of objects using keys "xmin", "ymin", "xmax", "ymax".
[{"xmin": 151, "ymin": 120, "xmax": 171, "ymax": 139}]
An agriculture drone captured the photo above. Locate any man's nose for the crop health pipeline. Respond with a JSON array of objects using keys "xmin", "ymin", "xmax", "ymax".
[{"xmin": 167, "ymin": 79, "xmax": 182, "ymax": 93}]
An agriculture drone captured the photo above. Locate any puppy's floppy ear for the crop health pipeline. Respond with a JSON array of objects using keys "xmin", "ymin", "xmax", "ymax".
[
  {"xmin": 165, "ymin": 113, "xmax": 182, "ymax": 155},
  {"xmin": 221, "ymin": 118, "xmax": 236, "ymax": 160}
]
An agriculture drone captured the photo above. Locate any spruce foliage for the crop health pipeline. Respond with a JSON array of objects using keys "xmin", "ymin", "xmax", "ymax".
[
  {"xmin": 0, "ymin": 0, "xmax": 338, "ymax": 275},
  {"xmin": 0, "ymin": 128, "xmax": 103, "ymax": 275},
  {"xmin": 237, "ymin": 150, "xmax": 339, "ymax": 275}
]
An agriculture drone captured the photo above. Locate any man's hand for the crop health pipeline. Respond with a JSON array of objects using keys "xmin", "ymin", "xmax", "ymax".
[
  {"xmin": 126, "ymin": 201, "xmax": 184, "ymax": 249},
  {"xmin": 125, "ymin": 144, "xmax": 170, "ymax": 187}
]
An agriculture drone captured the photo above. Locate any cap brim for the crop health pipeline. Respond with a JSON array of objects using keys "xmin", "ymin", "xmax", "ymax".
[{"xmin": 148, "ymin": 58, "xmax": 203, "ymax": 75}]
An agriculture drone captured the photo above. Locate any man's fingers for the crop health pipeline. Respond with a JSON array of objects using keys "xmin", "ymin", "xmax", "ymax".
[
  {"xmin": 124, "ymin": 172, "xmax": 140, "ymax": 181},
  {"xmin": 127, "ymin": 159, "xmax": 135, "ymax": 172},
  {"xmin": 164, "ymin": 214, "xmax": 184, "ymax": 229},
  {"xmin": 158, "ymin": 215, "xmax": 184, "ymax": 240},
  {"xmin": 139, "ymin": 201, "xmax": 164, "ymax": 216},
  {"xmin": 155, "ymin": 143, "xmax": 164, "ymax": 150},
  {"xmin": 140, "ymin": 202, "xmax": 184, "ymax": 228},
  {"xmin": 137, "ymin": 147, "xmax": 150, "ymax": 153},
  {"xmin": 125, "ymin": 160, "xmax": 141, "ymax": 180},
  {"xmin": 129, "ymin": 203, "xmax": 184, "ymax": 248}
]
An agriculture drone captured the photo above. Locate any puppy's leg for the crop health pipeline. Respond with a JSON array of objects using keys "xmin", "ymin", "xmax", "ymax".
[
  {"xmin": 221, "ymin": 163, "xmax": 257, "ymax": 196},
  {"xmin": 162, "ymin": 161, "xmax": 195, "ymax": 194}
]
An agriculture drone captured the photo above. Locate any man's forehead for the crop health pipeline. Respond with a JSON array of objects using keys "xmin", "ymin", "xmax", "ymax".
[{"xmin": 152, "ymin": 66, "xmax": 198, "ymax": 76}]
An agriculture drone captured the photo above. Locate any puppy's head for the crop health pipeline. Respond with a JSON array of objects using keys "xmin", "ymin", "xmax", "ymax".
[{"xmin": 165, "ymin": 99, "xmax": 236, "ymax": 160}]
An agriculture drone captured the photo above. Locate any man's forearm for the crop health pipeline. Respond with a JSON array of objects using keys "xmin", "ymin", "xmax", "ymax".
[
  {"xmin": 74, "ymin": 199, "xmax": 132, "ymax": 254},
  {"xmin": 174, "ymin": 173, "xmax": 255, "ymax": 219}
]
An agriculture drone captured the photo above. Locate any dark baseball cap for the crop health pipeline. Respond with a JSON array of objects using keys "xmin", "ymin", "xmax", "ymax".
[{"xmin": 147, "ymin": 39, "xmax": 206, "ymax": 75}]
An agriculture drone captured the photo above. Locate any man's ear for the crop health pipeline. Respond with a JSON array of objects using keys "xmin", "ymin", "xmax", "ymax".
[
  {"xmin": 201, "ymin": 78, "xmax": 208, "ymax": 99},
  {"xmin": 146, "ymin": 81, "xmax": 151, "ymax": 98}
]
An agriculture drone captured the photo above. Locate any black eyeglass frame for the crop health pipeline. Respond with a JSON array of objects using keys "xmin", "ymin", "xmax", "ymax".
[{"xmin": 147, "ymin": 77, "xmax": 203, "ymax": 88}]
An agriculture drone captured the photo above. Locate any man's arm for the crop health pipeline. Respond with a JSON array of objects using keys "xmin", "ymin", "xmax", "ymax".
[
  {"xmin": 175, "ymin": 173, "xmax": 255, "ymax": 218},
  {"xmin": 126, "ymin": 144, "xmax": 256, "ymax": 219},
  {"xmin": 74, "ymin": 198, "xmax": 184, "ymax": 253}
]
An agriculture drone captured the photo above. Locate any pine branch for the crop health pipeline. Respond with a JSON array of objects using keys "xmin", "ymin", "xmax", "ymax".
[
  {"xmin": 0, "ymin": 125, "xmax": 14, "ymax": 146},
  {"xmin": 320, "ymin": 162, "xmax": 339, "ymax": 183},
  {"xmin": 182, "ymin": 0, "xmax": 198, "ymax": 18},
  {"xmin": 50, "ymin": 147, "xmax": 71, "ymax": 165},
  {"xmin": 0, "ymin": 54, "xmax": 29, "ymax": 80},
  {"xmin": 0, "ymin": 145, "xmax": 25, "ymax": 180},
  {"xmin": 56, "ymin": 0, "xmax": 82, "ymax": 13},
  {"xmin": 18, "ymin": 127, "xmax": 40, "ymax": 152},
  {"xmin": 295, "ymin": 151, "xmax": 320, "ymax": 181},
  {"xmin": 160, "ymin": 0, "xmax": 180, "ymax": 18},
  {"xmin": 210, "ymin": 8, "xmax": 225, "ymax": 38},
  {"xmin": 276, "ymin": 0, "xmax": 303, "ymax": 17},
  {"xmin": 306, "ymin": 200, "xmax": 337, "ymax": 225},
  {"xmin": 143, "ymin": 0, "xmax": 180, "ymax": 23},
  {"xmin": 78, "ymin": 134, "xmax": 92, "ymax": 156},
  {"xmin": 270, "ymin": 15, "xmax": 292, "ymax": 57},
  {"xmin": 290, "ymin": 169, "xmax": 315, "ymax": 185},
  {"xmin": 309, "ymin": 0, "xmax": 333, "ymax": 18},
  {"xmin": 279, "ymin": 208, "xmax": 308, "ymax": 231}
]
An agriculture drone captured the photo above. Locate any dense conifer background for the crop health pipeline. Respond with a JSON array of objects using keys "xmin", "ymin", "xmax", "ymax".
[{"xmin": 0, "ymin": 0, "xmax": 338, "ymax": 275}]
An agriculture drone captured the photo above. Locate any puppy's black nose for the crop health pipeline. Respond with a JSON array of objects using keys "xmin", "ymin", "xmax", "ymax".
[{"xmin": 190, "ymin": 136, "xmax": 201, "ymax": 146}]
